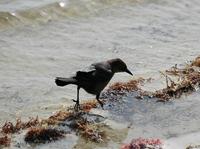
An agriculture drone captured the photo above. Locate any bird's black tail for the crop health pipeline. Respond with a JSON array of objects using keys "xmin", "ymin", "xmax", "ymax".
[{"xmin": 55, "ymin": 77, "xmax": 77, "ymax": 86}]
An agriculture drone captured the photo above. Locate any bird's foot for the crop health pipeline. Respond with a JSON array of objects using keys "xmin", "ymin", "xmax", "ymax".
[
  {"xmin": 74, "ymin": 102, "xmax": 81, "ymax": 112},
  {"xmin": 72, "ymin": 99, "xmax": 81, "ymax": 112},
  {"xmin": 72, "ymin": 99, "xmax": 77, "ymax": 103},
  {"xmin": 100, "ymin": 103, "xmax": 104, "ymax": 110},
  {"xmin": 97, "ymin": 99, "xmax": 104, "ymax": 110}
]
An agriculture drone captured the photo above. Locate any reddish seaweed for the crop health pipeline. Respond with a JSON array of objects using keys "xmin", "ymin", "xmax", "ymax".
[
  {"xmin": 81, "ymin": 100, "xmax": 99, "ymax": 112},
  {"xmin": 42, "ymin": 111, "xmax": 73, "ymax": 125},
  {"xmin": 27, "ymin": 101, "xmax": 106, "ymax": 143},
  {"xmin": 0, "ymin": 135, "xmax": 11, "ymax": 147},
  {"xmin": 109, "ymin": 78, "xmax": 143, "ymax": 92},
  {"xmin": 0, "ymin": 100, "xmax": 105, "ymax": 144},
  {"xmin": 101, "ymin": 78, "xmax": 144, "ymax": 101},
  {"xmin": 121, "ymin": 138, "xmax": 163, "ymax": 149},
  {"xmin": 1, "ymin": 117, "xmax": 39, "ymax": 134},
  {"xmin": 41, "ymin": 100, "xmax": 99, "ymax": 125}
]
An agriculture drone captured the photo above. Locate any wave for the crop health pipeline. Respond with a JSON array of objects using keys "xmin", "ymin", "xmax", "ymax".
[{"xmin": 0, "ymin": 0, "xmax": 139, "ymax": 29}]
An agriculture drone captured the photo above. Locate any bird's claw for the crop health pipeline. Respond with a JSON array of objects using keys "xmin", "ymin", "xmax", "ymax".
[
  {"xmin": 100, "ymin": 103, "xmax": 104, "ymax": 110},
  {"xmin": 74, "ymin": 102, "xmax": 80, "ymax": 112},
  {"xmin": 72, "ymin": 99, "xmax": 77, "ymax": 103},
  {"xmin": 97, "ymin": 99, "xmax": 104, "ymax": 110}
]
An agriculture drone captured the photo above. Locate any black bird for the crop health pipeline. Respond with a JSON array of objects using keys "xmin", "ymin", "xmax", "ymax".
[{"xmin": 55, "ymin": 58, "xmax": 133, "ymax": 111}]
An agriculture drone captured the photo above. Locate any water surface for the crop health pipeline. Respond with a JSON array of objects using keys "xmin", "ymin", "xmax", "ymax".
[{"xmin": 0, "ymin": 0, "xmax": 200, "ymax": 148}]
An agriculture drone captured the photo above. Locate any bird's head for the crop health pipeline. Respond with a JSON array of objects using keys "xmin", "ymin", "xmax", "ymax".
[{"xmin": 108, "ymin": 58, "xmax": 133, "ymax": 75}]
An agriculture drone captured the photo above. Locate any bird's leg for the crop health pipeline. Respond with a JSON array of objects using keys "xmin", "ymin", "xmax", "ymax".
[
  {"xmin": 74, "ymin": 86, "xmax": 80, "ymax": 112},
  {"xmin": 96, "ymin": 93, "xmax": 104, "ymax": 109}
]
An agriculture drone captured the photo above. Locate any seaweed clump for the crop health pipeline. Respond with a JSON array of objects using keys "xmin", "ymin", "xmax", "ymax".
[
  {"xmin": 0, "ymin": 135, "xmax": 11, "ymax": 147},
  {"xmin": 65, "ymin": 112, "xmax": 106, "ymax": 142},
  {"xmin": 28, "ymin": 101, "xmax": 106, "ymax": 143},
  {"xmin": 0, "ymin": 117, "xmax": 40, "ymax": 146},
  {"xmin": 152, "ymin": 65, "xmax": 200, "ymax": 101},
  {"xmin": 137, "ymin": 56, "xmax": 200, "ymax": 102},
  {"xmin": 101, "ymin": 77, "xmax": 145, "ymax": 100},
  {"xmin": 1, "ymin": 117, "xmax": 40, "ymax": 134},
  {"xmin": 191, "ymin": 56, "xmax": 200, "ymax": 67},
  {"xmin": 121, "ymin": 138, "xmax": 163, "ymax": 149},
  {"xmin": 155, "ymin": 77, "xmax": 198, "ymax": 101},
  {"xmin": 41, "ymin": 100, "xmax": 99, "ymax": 125},
  {"xmin": 186, "ymin": 144, "xmax": 200, "ymax": 149},
  {"xmin": 24, "ymin": 127, "xmax": 65, "ymax": 143},
  {"xmin": 0, "ymin": 100, "xmax": 105, "ymax": 145},
  {"xmin": 81, "ymin": 100, "xmax": 99, "ymax": 112},
  {"xmin": 41, "ymin": 111, "xmax": 73, "ymax": 125}
]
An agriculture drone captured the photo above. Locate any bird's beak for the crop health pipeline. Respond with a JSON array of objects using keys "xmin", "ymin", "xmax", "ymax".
[{"xmin": 126, "ymin": 68, "xmax": 133, "ymax": 76}]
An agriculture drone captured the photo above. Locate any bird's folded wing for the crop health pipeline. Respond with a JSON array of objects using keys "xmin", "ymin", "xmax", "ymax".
[
  {"xmin": 75, "ymin": 71, "xmax": 94, "ymax": 84},
  {"xmin": 79, "ymin": 63, "xmax": 112, "ymax": 74},
  {"xmin": 91, "ymin": 62, "xmax": 112, "ymax": 74}
]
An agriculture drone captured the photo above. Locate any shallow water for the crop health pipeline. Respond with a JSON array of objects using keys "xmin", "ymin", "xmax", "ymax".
[{"xmin": 0, "ymin": 0, "xmax": 200, "ymax": 148}]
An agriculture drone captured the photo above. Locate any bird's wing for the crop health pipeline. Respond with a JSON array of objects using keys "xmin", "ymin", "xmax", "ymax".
[
  {"xmin": 91, "ymin": 62, "xmax": 112, "ymax": 74},
  {"xmin": 74, "ymin": 70, "xmax": 95, "ymax": 89},
  {"xmin": 78, "ymin": 62, "xmax": 112, "ymax": 74},
  {"xmin": 75, "ymin": 62, "xmax": 113, "ymax": 92},
  {"xmin": 75, "ymin": 62, "xmax": 112, "ymax": 82},
  {"xmin": 74, "ymin": 65, "xmax": 95, "ymax": 81}
]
